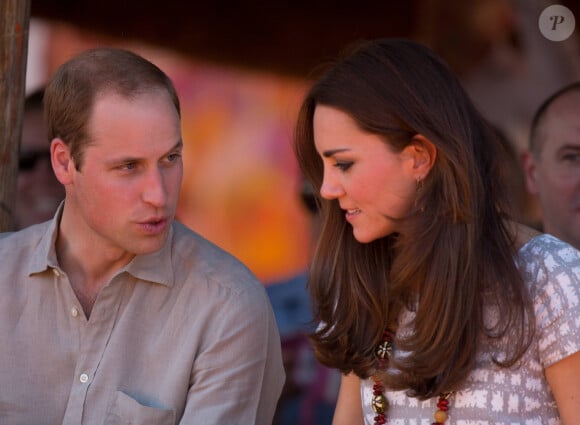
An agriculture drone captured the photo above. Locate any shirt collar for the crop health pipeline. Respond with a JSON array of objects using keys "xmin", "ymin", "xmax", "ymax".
[
  {"xmin": 27, "ymin": 201, "xmax": 175, "ymax": 288},
  {"xmin": 28, "ymin": 202, "xmax": 63, "ymax": 275},
  {"xmin": 122, "ymin": 225, "xmax": 175, "ymax": 287}
]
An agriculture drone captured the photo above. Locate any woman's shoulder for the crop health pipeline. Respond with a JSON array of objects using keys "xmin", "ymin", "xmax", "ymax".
[
  {"xmin": 510, "ymin": 221, "xmax": 578, "ymax": 268},
  {"xmin": 516, "ymin": 232, "xmax": 580, "ymax": 309},
  {"xmin": 518, "ymin": 232, "xmax": 579, "ymax": 266},
  {"xmin": 517, "ymin": 232, "xmax": 579, "ymax": 280},
  {"xmin": 517, "ymin": 233, "xmax": 580, "ymax": 368}
]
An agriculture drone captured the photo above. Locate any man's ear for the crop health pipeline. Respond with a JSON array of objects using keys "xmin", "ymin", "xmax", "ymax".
[
  {"xmin": 404, "ymin": 134, "xmax": 437, "ymax": 180},
  {"xmin": 521, "ymin": 150, "xmax": 539, "ymax": 195},
  {"xmin": 51, "ymin": 138, "xmax": 75, "ymax": 185}
]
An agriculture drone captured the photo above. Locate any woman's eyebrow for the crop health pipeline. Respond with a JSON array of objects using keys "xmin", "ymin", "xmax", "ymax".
[{"xmin": 323, "ymin": 148, "xmax": 351, "ymax": 158}]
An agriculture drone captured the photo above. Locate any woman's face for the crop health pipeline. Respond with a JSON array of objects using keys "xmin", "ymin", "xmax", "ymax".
[{"xmin": 313, "ymin": 105, "xmax": 418, "ymax": 242}]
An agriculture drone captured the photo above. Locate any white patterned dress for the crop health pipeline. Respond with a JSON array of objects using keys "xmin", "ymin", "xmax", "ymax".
[{"xmin": 361, "ymin": 234, "xmax": 580, "ymax": 424}]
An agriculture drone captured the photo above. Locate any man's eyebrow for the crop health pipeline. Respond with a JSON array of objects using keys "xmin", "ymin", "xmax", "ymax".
[
  {"xmin": 322, "ymin": 148, "xmax": 350, "ymax": 158},
  {"xmin": 106, "ymin": 140, "xmax": 184, "ymax": 165},
  {"xmin": 168, "ymin": 139, "xmax": 183, "ymax": 152},
  {"xmin": 158, "ymin": 139, "xmax": 185, "ymax": 159}
]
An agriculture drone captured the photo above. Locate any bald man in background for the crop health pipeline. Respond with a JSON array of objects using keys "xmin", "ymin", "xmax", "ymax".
[{"xmin": 523, "ymin": 82, "xmax": 580, "ymax": 250}]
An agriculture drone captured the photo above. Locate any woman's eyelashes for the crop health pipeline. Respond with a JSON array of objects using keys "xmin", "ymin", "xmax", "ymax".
[{"xmin": 334, "ymin": 161, "xmax": 353, "ymax": 171}]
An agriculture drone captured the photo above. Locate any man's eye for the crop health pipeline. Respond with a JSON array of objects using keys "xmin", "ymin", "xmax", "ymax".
[
  {"xmin": 167, "ymin": 153, "xmax": 182, "ymax": 162},
  {"xmin": 120, "ymin": 163, "xmax": 137, "ymax": 170},
  {"xmin": 562, "ymin": 153, "xmax": 580, "ymax": 162}
]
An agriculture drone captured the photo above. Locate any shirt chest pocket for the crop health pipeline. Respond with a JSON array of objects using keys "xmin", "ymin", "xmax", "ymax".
[{"xmin": 105, "ymin": 391, "xmax": 176, "ymax": 425}]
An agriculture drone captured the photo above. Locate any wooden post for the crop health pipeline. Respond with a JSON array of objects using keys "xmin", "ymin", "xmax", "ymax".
[{"xmin": 0, "ymin": 0, "xmax": 30, "ymax": 232}]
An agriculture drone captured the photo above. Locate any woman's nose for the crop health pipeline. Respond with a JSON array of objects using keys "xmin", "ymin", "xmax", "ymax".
[{"xmin": 319, "ymin": 175, "xmax": 344, "ymax": 200}]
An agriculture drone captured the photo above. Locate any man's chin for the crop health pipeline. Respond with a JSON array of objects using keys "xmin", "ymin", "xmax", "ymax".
[{"xmin": 132, "ymin": 234, "xmax": 169, "ymax": 255}]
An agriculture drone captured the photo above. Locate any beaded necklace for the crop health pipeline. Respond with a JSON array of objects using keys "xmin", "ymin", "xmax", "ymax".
[{"xmin": 371, "ymin": 331, "xmax": 452, "ymax": 425}]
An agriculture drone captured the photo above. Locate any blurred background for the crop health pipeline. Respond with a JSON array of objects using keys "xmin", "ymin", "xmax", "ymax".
[{"xmin": 22, "ymin": 0, "xmax": 580, "ymax": 284}]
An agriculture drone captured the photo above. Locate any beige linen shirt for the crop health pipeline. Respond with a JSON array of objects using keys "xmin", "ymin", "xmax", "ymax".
[{"xmin": 0, "ymin": 212, "xmax": 285, "ymax": 425}]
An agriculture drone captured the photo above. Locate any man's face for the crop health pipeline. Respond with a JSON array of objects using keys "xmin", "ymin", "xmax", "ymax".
[
  {"xmin": 63, "ymin": 90, "xmax": 183, "ymax": 257},
  {"xmin": 524, "ymin": 91, "xmax": 580, "ymax": 249}
]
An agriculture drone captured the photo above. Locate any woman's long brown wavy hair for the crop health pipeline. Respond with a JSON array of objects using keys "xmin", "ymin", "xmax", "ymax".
[{"xmin": 294, "ymin": 38, "xmax": 534, "ymax": 399}]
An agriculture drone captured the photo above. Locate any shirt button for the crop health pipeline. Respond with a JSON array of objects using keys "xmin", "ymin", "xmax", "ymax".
[
  {"xmin": 52, "ymin": 269, "xmax": 61, "ymax": 277},
  {"xmin": 79, "ymin": 373, "xmax": 89, "ymax": 383},
  {"xmin": 71, "ymin": 307, "xmax": 79, "ymax": 317}
]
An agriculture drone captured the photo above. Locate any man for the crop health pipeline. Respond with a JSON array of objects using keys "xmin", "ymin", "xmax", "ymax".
[
  {"xmin": 523, "ymin": 82, "xmax": 580, "ymax": 250},
  {"xmin": 15, "ymin": 88, "xmax": 65, "ymax": 229},
  {"xmin": 0, "ymin": 47, "xmax": 284, "ymax": 424}
]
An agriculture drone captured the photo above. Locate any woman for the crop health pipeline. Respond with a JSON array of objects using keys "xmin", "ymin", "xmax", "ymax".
[{"xmin": 294, "ymin": 38, "xmax": 580, "ymax": 424}]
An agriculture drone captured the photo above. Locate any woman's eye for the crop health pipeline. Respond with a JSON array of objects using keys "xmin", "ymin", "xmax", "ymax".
[{"xmin": 334, "ymin": 161, "xmax": 353, "ymax": 171}]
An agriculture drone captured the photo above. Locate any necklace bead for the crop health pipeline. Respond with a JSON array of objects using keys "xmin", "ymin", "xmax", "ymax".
[
  {"xmin": 434, "ymin": 408, "xmax": 448, "ymax": 423},
  {"xmin": 371, "ymin": 393, "xmax": 388, "ymax": 415},
  {"xmin": 372, "ymin": 331, "xmax": 452, "ymax": 424}
]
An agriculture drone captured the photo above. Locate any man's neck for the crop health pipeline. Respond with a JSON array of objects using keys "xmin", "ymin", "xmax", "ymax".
[{"xmin": 56, "ymin": 208, "xmax": 135, "ymax": 317}]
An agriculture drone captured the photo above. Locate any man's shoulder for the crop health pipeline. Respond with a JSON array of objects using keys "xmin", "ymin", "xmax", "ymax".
[
  {"xmin": 170, "ymin": 221, "xmax": 264, "ymax": 296},
  {"xmin": 0, "ymin": 223, "xmax": 46, "ymax": 251},
  {"xmin": 0, "ymin": 225, "xmax": 50, "ymax": 278},
  {"xmin": 0, "ymin": 231, "xmax": 14, "ymax": 241}
]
